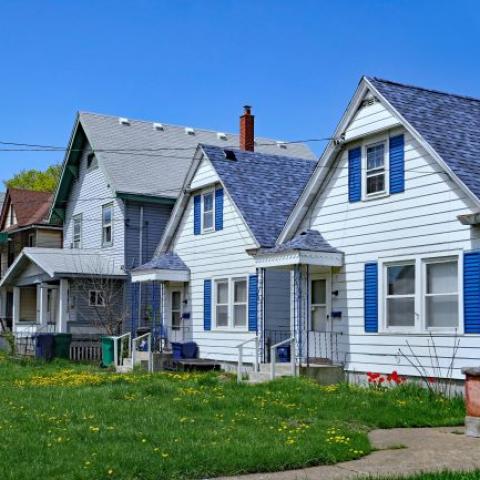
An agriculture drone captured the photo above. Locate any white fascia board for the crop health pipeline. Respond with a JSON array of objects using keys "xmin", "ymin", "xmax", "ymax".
[
  {"xmin": 278, "ymin": 81, "xmax": 370, "ymax": 244},
  {"xmin": 364, "ymin": 77, "xmax": 480, "ymax": 210},
  {"xmin": 0, "ymin": 250, "xmax": 54, "ymax": 287},
  {"xmin": 131, "ymin": 269, "xmax": 190, "ymax": 283},
  {"xmin": 254, "ymin": 250, "xmax": 343, "ymax": 269}
]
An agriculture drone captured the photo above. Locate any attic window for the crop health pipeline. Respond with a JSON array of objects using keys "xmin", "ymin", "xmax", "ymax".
[
  {"xmin": 224, "ymin": 150, "xmax": 236, "ymax": 161},
  {"xmin": 153, "ymin": 122, "xmax": 164, "ymax": 131},
  {"xmin": 185, "ymin": 127, "xmax": 195, "ymax": 135},
  {"xmin": 119, "ymin": 117, "xmax": 130, "ymax": 126},
  {"xmin": 217, "ymin": 132, "xmax": 227, "ymax": 140},
  {"xmin": 276, "ymin": 141, "xmax": 287, "ymax": 149}
]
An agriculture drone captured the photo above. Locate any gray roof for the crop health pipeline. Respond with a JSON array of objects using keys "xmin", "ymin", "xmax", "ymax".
[
  {"xmin": 79, "ymin": 112, "xmax": 316, "ymax": 199},
  {"xmin": 2, "ymin": 248, "xmax": 126, "ymax": 284},
  {"xmin": 368, "ymin": 77, "xmax": 480, "ymax": 200},
  {"xmin": 258, "ymin": 229, "xmax": 341, "ymax": 255},
  {"xmin": 202, "ymin": 145, "xmax": 317, "ymax": 247},
  {"xmin": 133, "ymin": 252, "xmax": 189, "ymax": 272}
]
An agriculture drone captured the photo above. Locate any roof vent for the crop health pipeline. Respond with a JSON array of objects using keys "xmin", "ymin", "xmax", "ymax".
[
  {"xmin": 119, "ymin": 117, "xmax": 130, "ymax": 126},
  {"xmin": 276, "ymin": 141, "xmax": 288, "ymax": 149},
  {"xmin": 224, "ymin": 149, "xmax": 236, "ymax": 161},
  {"xmin": 153, "ymin": 122, "xmax": 164, "ymax": 131},
  {"xmin": 217, "ymin": 132, "xmax": 227, "ymax": 140},
  {"xmin": 185, "ymin": 127, "xmax": 195, "ymax": 135}
]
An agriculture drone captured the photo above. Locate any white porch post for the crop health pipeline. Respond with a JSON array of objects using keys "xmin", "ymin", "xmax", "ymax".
[
  {"xmin": 38, "ymin": 284, "xmax": 48, "ymax": 328},
  {"xmin": 0, "ymin": 287, "xmax": 7, "ymax": 321},
  {"xmin": 12, "ymin": 287, "xmax": 20, "ymax": 331},
  {"xmin": 57, "ymin": 279, "xmax": 69, "ymax": 333}
]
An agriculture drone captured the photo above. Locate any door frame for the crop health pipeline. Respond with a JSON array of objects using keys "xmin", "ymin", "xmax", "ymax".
[{"xmin": 170, "ymin": 288, "xmax": 183, "ymax": 331}]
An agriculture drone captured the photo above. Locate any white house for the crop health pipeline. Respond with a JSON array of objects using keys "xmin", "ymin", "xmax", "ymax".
[{"xmin": 134, "ymin": 76, "xmax": 480, "ymax": 382}]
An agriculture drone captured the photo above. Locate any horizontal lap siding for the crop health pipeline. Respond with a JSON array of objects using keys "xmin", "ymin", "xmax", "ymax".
[
  {"xmin": 301, "ymin": 103, "xmax": 479, "ymax": 379},
  {"xmin": 173, "ymin": 157, "xmax": 258, "ymax": 362}
]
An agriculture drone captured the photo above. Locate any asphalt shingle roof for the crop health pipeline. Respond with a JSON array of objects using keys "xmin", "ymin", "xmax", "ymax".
[
  {"xmin": 133, "ymin": 252, "xmax": 189, "ymax": 272},
  {"xmin": 368, "ymin": 77, "xmax": 480, "ymax": 200},
  {"xmin": 202, "ymin": 145, "xmax": 317, "ymax": 247},
  {"xmin": 79, "ymin": 112, "xmax": 315, "ymax": 199},
  {"xmin": 258, "ymin": 229, "xmax": 341, "ymax": 255}
]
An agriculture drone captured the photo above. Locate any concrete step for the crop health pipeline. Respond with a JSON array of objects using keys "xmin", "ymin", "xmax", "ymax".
[
  {"xmin": 246, "ymin": 371, "xmax": 272, "ymax": 384},
  {"xmin": 299, "ymin": 364, "xmax": 345, "ymax": 385},
  {"xmin": 259, "ymin": 362, "xmax": 294, "ymax": 375},
  {"xmin": 115, "ymin": 364, "xmax": 133, "ymax": 373}
]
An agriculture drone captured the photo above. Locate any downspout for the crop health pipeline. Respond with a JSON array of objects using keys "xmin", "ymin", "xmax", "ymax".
[{"xmin": 137, "ymin": 205, "xmax": 144, "ymax": 327}]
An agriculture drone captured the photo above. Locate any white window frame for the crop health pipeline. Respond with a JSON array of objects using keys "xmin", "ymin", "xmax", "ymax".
[
  {"xmin": 213, "ymin": 276, "xmax": 249, "ymax": 331},
  {"xmin": 89, "ymin": 290, "xmax": 105, "ymax": 307},
  {"xmin": 379, "ymin": 252, "xmax": 463, "ymax": 334},
  {"xmin": 362, "ymin": 136, "xmax": 389, "ymax": 200},
  {"xmin": 72, "ymin": 214, "xmax": 82, "ymax": 249},
  {"xmin": 101, "ymin": 203, "xmax": 113, "ymax": 247},
  {"xmin": 201, "ymin": 189, "xmax": 215, "ymax": 233}
]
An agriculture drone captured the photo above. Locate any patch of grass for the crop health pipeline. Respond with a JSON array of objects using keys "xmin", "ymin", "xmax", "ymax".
[{"xmin": 0, "ymin": 353, "xmax": 465, "ymax": 479}]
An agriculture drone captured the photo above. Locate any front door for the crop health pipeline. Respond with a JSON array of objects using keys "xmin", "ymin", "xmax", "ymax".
[
  {"xmin": 170, "ymin": 290, "xmax": 183, "ymax": 342},
  {"xmin": 308, "ymin": 276, "xmax": 332, "ymax": 362}
]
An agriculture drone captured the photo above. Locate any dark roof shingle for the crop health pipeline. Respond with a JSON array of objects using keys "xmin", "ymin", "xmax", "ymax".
[{"xmin": 134, "ymin": 252, "xmax": 189, "ymax": 272}]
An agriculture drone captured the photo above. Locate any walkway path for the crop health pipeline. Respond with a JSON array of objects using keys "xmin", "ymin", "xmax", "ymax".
[{"xmin": 216, "ymin": 427, "xmax": 480, "ymax": 480}]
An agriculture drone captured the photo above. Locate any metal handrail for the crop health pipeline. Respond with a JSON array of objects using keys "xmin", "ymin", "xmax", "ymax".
[
  {"xmin": 132, "ymin": 332, "xmax": 153, "ymax": 373},
  {"xmin": 270, "ymin": 336, "xmax": 296, "ymax": 380},
  {"xmin": 112, "ymin": 332, "xmax": 132, "ymax": 368},
  {"xmin": 236, "ymin": 336, "xmax": 259, "ymax": 383}
]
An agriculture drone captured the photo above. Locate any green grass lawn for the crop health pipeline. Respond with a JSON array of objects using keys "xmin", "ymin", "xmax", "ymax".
[{"xmin": 0, "ymin": 353, "xmax": 465, "ymax": 480}]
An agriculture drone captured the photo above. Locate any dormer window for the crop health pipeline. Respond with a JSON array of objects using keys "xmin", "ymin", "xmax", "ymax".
[
  {"xmin": 365, "ymin": 141, "xmax": 386, "ymax": 196},
  {"xmin": 202, "ymin": 190, "xmax": 214, "ymax": 232}
]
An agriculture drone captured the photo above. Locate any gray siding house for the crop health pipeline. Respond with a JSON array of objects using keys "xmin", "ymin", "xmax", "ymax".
[{"xmin": 1, "ymin": 108, "xmax": 314, "ymax": 336}]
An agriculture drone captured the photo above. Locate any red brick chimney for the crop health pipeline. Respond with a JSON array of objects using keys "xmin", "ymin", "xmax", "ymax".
[{"xmin": 240, "ymin": 105, "xmax": 254, "ymax": 151}]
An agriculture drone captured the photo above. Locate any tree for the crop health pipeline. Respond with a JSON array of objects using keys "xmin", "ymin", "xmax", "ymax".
[{"xmin": 4, "ymin": 164, "xmax": 62, "ymax": 193}]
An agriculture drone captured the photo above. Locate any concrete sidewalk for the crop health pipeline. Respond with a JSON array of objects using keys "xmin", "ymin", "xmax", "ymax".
[{"xmin": 216, "ymin": 427, "xmax": 480, "ymax": 480}]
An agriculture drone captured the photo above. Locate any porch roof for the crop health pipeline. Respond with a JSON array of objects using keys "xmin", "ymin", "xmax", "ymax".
[
  {"xmin": 131, "ymin": 252, "xmax": 190, "ymax": 283},
  {"xmin": 253, "ymin": 230, "xmax": 344, "ymax": 268},
  {"xmin": 0, "ymin": 248, "xmax": 126, "ymax": 287}
]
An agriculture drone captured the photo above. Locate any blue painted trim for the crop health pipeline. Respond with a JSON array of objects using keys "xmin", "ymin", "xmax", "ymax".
[
  {"xmin": 248, "ymin": 275, "xmax": 258, "ymax": 332},
  {"xmin": 193, "ymin": 195, "xmax": 201, "ymax": 235},
  {"xmin": 348, "ymin": 147, "xmax": 362, "ymax": 202},
  {"xmin": 364, "ymin": 263, "xmax": 378, "ymax": 333},
  {"xmin": 204, "ymin": 279, "xmax": 212, "ymax": 331},
  {"xmin": 389, "ymin": 134, "xmax": 405, "ymax": 194},
  {"xmin": 215, "ymin": 188, "xmax": 224, "ymax": 231},
  {"xmin": 464, "ymin": 251, "xmax": 480, "ymax": 334}
]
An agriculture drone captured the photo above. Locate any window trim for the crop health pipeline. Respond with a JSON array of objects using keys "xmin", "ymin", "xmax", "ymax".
[
  {"xmin": 201, "ymin": 189, "xmax": 215, "ymax": 233},
  {"xmin": 89, "ymin": 290, "xmax": 105, "ymax": 307},
  {"xmin": 72, "ymin": 213, "xmax": 82, "ymax": 249},
  {"xmin": 212, "ymin": 275, "xmax": 249, "ymax": 331},
  {"xmin": 379, "ymin": 252, "xmax": 463, "ymax": 334},
  {"xmin": 101, "ymin": 203, "xmax": 113, "ymax": 247},
  {"xmin": 232, "ymin": 277, "xmax": 248, "ymax": 328},
  {"xmin": 362, "ymin": 138, "xmax": 389, "ymax": 199}
]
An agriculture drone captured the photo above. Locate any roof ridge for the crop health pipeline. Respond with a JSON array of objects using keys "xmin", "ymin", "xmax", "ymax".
[{"xmin": 367, "ymin": 76, "xmax": 480, "ymax": 104}]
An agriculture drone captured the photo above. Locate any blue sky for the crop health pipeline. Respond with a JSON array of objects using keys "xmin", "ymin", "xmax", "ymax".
[{"xmin": 0, "ymin": 1, "xmax": 479, "ymax": 184}]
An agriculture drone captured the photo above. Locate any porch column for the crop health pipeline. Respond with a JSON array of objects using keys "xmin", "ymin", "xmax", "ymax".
[
  {"xmin": 57, "ymin": 279, "xmax": 69, "ymax": 333},
  {"xmin": 12, "ymin": 286, "xmax": 20, "ymax": 331},
  {"xmin": 37, "ymin": 284, "xmax": 48, "ymax": 327},
  {"xmin": 0, "ymin": 287, "xmax": 7, "ymax": 320}
]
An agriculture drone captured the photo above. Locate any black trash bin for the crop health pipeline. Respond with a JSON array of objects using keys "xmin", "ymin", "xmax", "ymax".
[{"xmin": 35, "ymin": 334, "xmax": 55, "ymax": 361}]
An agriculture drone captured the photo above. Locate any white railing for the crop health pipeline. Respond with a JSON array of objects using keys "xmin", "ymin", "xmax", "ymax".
[
  {"xmin": 236, "ymin": 336, "xmax": 259, "ymax": 383},
  {"xmin": 270, "ymin": 337, "xmax": 296, "ymax": 380},
  {"xmin": 132, "ymin": 332, "xmax": 153, "ymax": 373},
  {"xmin": 112, "ymin": 332, "xmax": 132, "ymax": 368}
]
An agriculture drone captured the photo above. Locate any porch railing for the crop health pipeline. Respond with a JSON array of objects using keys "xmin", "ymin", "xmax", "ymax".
[
  {"xmin": 70, "ymin": 335, "xmax": 102, "ymax": 362},
  {"xmin": 132, "ymin": 332, "xmax": 153, "ymax": 373},
  {"xmin": 112, "ymin": 332, "xmax": 132, "ymax": 368},
  {"xmin": 236, "ymin": 336, "xmax": 259, "ymax": 382},
  {"xmin": 304, "ymin": 330, "xmax": 344, "ymax": 366},
  {"xmin": 270, "ymin": 337, "xmax": 296, "ymax": 380}
]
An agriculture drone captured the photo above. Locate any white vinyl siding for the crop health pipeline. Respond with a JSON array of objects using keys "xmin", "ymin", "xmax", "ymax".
[{"xmin": 299, "ymin": 98, "xmax": 479, "ymax": 379}]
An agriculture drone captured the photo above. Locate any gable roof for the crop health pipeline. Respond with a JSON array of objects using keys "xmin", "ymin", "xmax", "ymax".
[
  {"xmin": 132, "ymin": 252, "xmax": 189, "ymax": 273},
  {"xmin": 367, "ymin": 77, "xmax": 480, "ymax": 201},
  {"xmin": 0, "ymin": 188, "xmax": 53, "ymax": 231},
  {"xmin": 197, "ymin": 145, "xmax": 317, "ymax": 247}
]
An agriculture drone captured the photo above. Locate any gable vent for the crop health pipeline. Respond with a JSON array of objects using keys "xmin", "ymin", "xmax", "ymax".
[
  {"xmin": 153, "ymin": 122, "xmax": 164, "ymax": 131},
  {"xmin": 217, "ymin": 132, "xmax": 227, "ymax": 140},
  {"xmin": 119, "ymin": 117, "xmax": 130, "ymax": 126},
  {"xmin": 361, "ymin": 97, "xmax": 378, "ymax": 108},
  {"xmin": 224, "ymin": 149, "xmax": 236, "ymax": 161},
  {"xmin": 185, "ymin": 127, "xmax": 195, "ymax": 135},
  {"xmin": 276, "ymin": 141, "xmax": 287, "ymax": 149}
]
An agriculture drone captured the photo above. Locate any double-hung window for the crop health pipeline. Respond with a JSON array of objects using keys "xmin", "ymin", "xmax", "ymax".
[
  {"xmin": 73, "ymin": 214, "xmax": 82, "ymax": 248},
  {"xmin": 386, "ymin": 264, "xmax": 415, "ymax": 327},
  {"xmin": 365, "ymin": 142, "xmax": 386, "ymax": 196},
  {"xmin": 202, "ymin": 191, "xmax": 214, "ymax": 232},
  {"xmin": 89, "ymin": 290, "xmax": 105, "ymax": 307},
  {"xmin": 102, "ymin": 203, "xmax": 113, "ymax": 246},
  {"xmin": 214, "ymin": 277, "xmax": 248, "ymax": 329}
]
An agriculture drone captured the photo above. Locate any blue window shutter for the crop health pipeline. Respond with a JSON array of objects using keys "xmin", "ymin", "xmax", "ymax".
[
  {"xmin": 464, "ymin": 252, "xmax": 480, "ymax": 334},
  {"xmin": 389, "ymin": 134, "xmax": 405, "ymax": 194},
  {"xmin": 248, "ymin": 275, "xmax": 258, "ymax": 332},
  {"xmin": 364, "ymin": 263, "xmax": 378, "ymax": 332},
  {"xmin": 193, "ymin": 195, "xmax": 201, "ymax": 235},
  {"xmin": 204, "ymin": 279, "xmax": 212, "ymax": 331},
  {"xmin": 215, "ymin": 188, "xmax": 224, "ymax": 231},
  {"xmin": 348, "ymin": 147, "xmax": 362, "ymax": 202}
]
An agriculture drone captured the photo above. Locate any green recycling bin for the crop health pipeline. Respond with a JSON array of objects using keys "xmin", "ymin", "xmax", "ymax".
[
  {"xmin": 53, "ymin": 333, "xmax": 73, "ymax": 359},
  {"xmin": 101, "ymin": 336, "xmax": 115, "ymax": 367}
]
